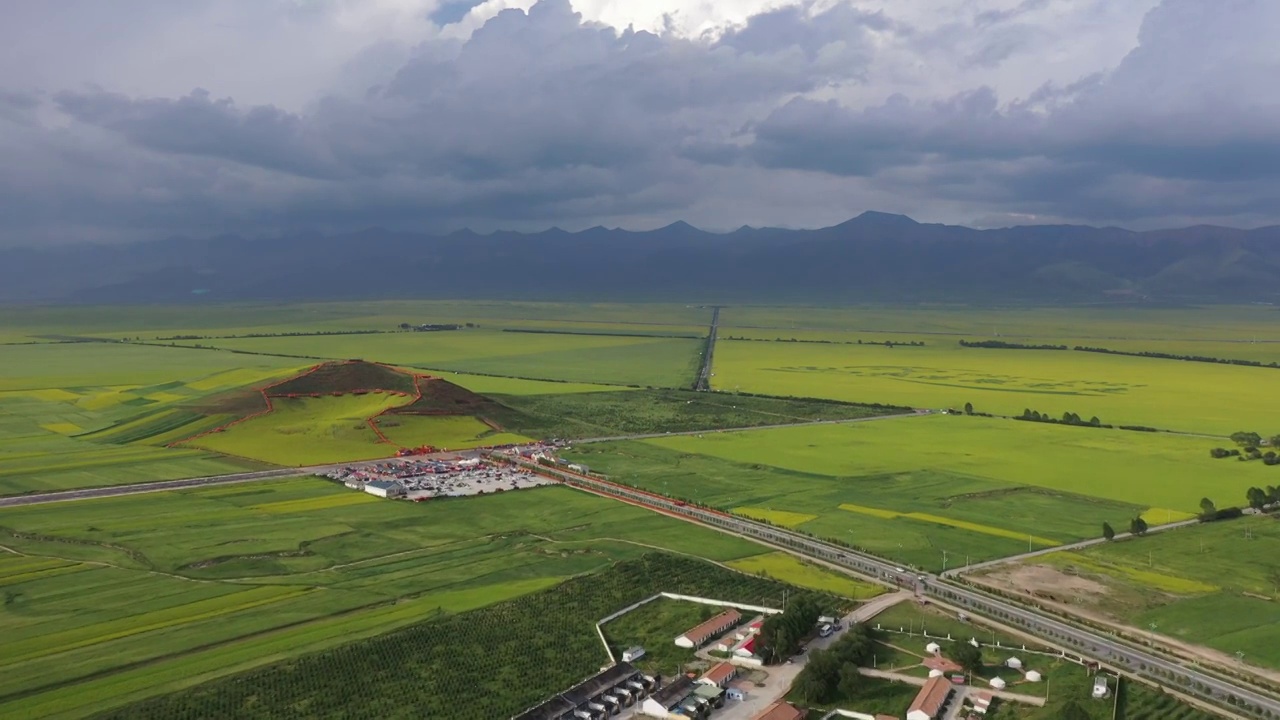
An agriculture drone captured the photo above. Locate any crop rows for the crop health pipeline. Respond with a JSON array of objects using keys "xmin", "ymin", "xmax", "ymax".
[{"xmin": 96, "ymin": 554, "xmax": 795, "ymax": 720}]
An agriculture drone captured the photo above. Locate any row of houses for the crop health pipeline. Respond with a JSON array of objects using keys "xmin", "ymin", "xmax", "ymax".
[{"xmin": 511, "ymin": 662, "xmax": 655, "ymax": 720}]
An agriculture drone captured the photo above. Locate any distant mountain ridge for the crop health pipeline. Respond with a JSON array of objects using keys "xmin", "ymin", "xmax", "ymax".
[{"xmin": 3, "ymin": 212, "xmax": 1280, "ymax": 304}]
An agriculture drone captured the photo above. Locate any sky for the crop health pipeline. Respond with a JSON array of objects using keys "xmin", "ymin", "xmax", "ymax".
[{"xmin": 2, "ymin": 0, "xmax": 1278, "ymax": 246}]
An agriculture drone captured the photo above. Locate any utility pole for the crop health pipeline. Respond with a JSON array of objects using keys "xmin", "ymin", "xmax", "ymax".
[{"xmin": 942, "ymin": 549, "xmax": 949, "ymax": 572}]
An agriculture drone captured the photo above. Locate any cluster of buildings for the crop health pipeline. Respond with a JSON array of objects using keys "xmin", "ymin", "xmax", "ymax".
[
  {"xmin": 512, "ymin": 662, "xmax": 656, "ymax": 720},
  {"xmin": 327, "ymin": 456, "xmax": 552, "ymax": 501}
]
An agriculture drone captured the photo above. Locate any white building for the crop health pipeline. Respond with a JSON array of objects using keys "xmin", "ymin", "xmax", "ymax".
[
  {"xmin": 363, "ymin": 480, "xmax": 405, "ymax": 498},
  {"xmin": 622, "ymin": 646, "xmax": 646, "ymax": 662},
  {"xmin": 1093, "ymin": 676, "xmax": 1110, "ymax": 698},
  {"xmin": 1005, "ymin": 657, "xmax": 1023, "ymax": 670},
  {"xmin": 988, "ymin": 677, "xmax": 1007, "ymax": 690},
  {"xmin": 1025, "ymin": 670, "xmax": 1042, "ymax": 682}
]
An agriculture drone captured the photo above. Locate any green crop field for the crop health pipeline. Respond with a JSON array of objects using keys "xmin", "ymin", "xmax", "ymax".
[
  {"xmin": 166, "ymin": 329, "xmax": 703, "ymax": 388},
  {"xmin": 713, "ymin": 338, "xmax": 1278, "ymax": 435},
  {"xmin": 94, "ymin": 554, "xmax": 791, "ymax": 720},
  {"xmin": 0, "ymin": 343, "xmax": 303, "ymax": 495},
  {"xmin": 0, "ymin": 301, "xmax": 710, "ymax": 343},
  {"xmin": 184, "ymin": 394, "xmax": 410, "ymax": 464},
  {"xmin": 0, "ymin": 478, "xmax": 789, "ymax": 717},
  {"xmin": 486, "ymin": 388, "xmax": 906, "ymax": 439},
  {"xmin": 643, "ymin": 415, "xmax": 1260, "ymax": 514},
  {"xmin": 375, "ymin": 414, "xmax": 530, "ymax": 450},
  {"xmin": 982, "ymin": 516, "xmax": 1280, "ymax": 670},
  {"xmin": 726, "ymin": 552, "xmax": 885, "ymax": 599},
  {"xmin": 560, "ymin": 416, "xmax": 1265, "ymax": 570}
]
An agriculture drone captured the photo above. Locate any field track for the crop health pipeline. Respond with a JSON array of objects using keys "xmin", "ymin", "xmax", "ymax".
[{"xmin": 0, "ymin": 409, "xmax": 931, "ymax": 508}]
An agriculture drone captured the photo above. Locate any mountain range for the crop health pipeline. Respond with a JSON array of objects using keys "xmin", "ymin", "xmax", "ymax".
[{"xmin": 4, "ymin": 212, "xmax": 1280, "ymax": 305}]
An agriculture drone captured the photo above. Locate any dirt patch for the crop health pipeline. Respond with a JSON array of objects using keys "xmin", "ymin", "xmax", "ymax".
[
  {"xmin": 978, "ymin": 563, "xmax": 1110, "ymax": 601},
  {"xmin": 268, "ymin": 360, "xmax": 418, "ymax": 396},
  {"xmin": 386, "ymin": 377, "xmax": 511, "ymax": 418}
]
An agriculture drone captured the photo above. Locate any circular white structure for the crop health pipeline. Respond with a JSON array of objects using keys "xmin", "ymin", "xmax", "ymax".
[
  {"xmin": 1005, "ymin": 657, "xmax": 1023, "ymax": 669},
  {"xmin": 926, "ymin": 642, "xmax": 941, "ymax": 653},
  {"xmin": 989, "ymin": 677, "xmax": 1007, "ymax": 689},
  {"xmin": 929, "ymin": 669, "xmax": 945, "ymax": 678},
  {"xmin": 1025, "ymin": 670, "xmax": 1043, "ymax": 682}
]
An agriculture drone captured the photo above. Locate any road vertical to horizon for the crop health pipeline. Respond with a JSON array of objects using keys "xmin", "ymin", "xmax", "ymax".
[{"xmin": 693, "ymin": 306, "xmax": 720, "ymax": 391}]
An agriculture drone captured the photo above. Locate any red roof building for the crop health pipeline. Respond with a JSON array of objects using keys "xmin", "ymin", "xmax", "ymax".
[
  {"xmin": 675, "ymin": 609, "xmax": 743, "ymax": 649},
  {"xmin": 907, "ymin": 676, "xmax": 954, "ymax": 720},
  {"xmin": 752, "ymin": 700, "xmax": 808, "ymax": 720},
  {"xmin": 698, "ymin": 662, "xmax": 738, "ymax": 688}
]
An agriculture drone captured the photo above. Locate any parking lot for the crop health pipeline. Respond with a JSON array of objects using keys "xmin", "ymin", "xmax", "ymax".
[{"xmin": 324, "ymin": 456, "xmax": 555, "ymax": 500}]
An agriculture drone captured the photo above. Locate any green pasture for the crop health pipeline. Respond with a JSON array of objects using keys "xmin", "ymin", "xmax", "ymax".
[
  {"xmin": 1009, "ymin": 516, "xmax": 1280, "ymax": 669},
  {"xmin": 642, "ymin": 416, "xmax": 1260, "ymax": 513},
  {"xmin": 443, "ymin": 372, "xmax": 635, "ymax": 396},
  {"xmin": 186, "ymin": 394, "xmax": 408, "ymax": 465},
  {"xmin": 0, "ymin": 478, "xmax": 774, "ymax": 716},
  {"xmin": 0, "ymin": 344, "xmax": 302, "ymax": 494},
  {"xmin": 487, "ymin": 388, "xmax": 903, "ymax": 439},
  {"xmin": 0, "ymin": 301, "xmax": 709, "ymax": 342},
  {"xmin": 719, "ymin": 304, "xmax": 1280, "ymax": 344},
  {"xmin": 375, "ymin": 414, "xmax": 530, "ymax": 450},
  {"xmin": 601, "ymin": 598, "xmax": 718, "ymax": 675},
  {"xmin": 170, "ymin": 329, "xmax": 702, "ymax": 388},
  {"xmin": 564, "ymin": 430, "xmax": 1154, "ymax": 571},
  {"xmin": 713, "ymin": 338, "xmax": 1276, "ymax": 435}
]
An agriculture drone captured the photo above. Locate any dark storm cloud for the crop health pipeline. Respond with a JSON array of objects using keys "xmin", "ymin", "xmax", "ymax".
[{"xmin": 0, "ymin": 0, "xmax": 1278, "ymax": 244}]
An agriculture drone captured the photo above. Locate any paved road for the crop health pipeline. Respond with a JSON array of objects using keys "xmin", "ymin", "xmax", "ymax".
[
  {"xmin": 0, "ymin": 467, "xmax": 339, "ymax": 508},
  {"xmin": 693, "ymin": 306, "xmax": 721, "ymax": 392},
  {"xmin": 520, "ymin": 463, "xmax": 1280, "ymax": 719},
  {"xmin": 941, "ymin": 517, "xmax": 1202, "ymax": 577}
]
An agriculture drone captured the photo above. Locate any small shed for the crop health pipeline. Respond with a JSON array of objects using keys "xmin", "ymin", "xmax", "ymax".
[
  {"xmin": 926, "ymin": 642, "xmax": 941, "ymax": 654},
  {"xmin": 1025, "ymin": 670, "xmax": 1043, "ymax": 682},
  {"xmin": 989, "ymin": 677, "xmax": 1007, "ymax": 690},
  {"xmin": 928, "ymin": 669, "xmax": 945, "ymax": 678},
  {"xmin": 726, "ymin": 687, "xmax": 747, "ymax": 701},
  {"xmin": 622, "ymin": 646, "xmax": 645, "ymax": 662},
  {"xmin": 1005, "ymin": 657, "xmax": 1023, "ymax": 670}
]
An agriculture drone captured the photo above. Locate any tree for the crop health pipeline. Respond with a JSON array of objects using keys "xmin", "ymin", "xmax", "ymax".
[
  {"xmin": 1270, "ymin": 435, "xmax": 1280, "ymax": 449},
  {"xmin": 950, "ymin": 642, "xmax": 983, "ymax": 676},
  {"xmin": 964, "ymin": 402, "xmax": 974, "ymax": 415},
  {"xmin": 792, "ymin": 649, "xmax": 840, "ymax": 704},
  {"xmin": 1129, "ymin": 516, "xmax": 1149, "ymax": 535},
  {"xmin": 837, "ymin": 664, "xmax": 863, "ymax": 699},
  {"xmin": 1089, "ymin": 416, "xmax": 1102, "ymax": 427},
  {"xmin": 1231, "ymin": 431, "xmax": 1263, "ymax": 448},
  {"xmin": 1246, "ymin": 487, "xmax": 1268, "ymax": 510},
  {"xmin": 1199, "ymin": 497, "xmax": 1217, "ymax": 519},
  {"xmin": 1102, "ymin": 521, "xmax": 1115, "ymax": 541}
]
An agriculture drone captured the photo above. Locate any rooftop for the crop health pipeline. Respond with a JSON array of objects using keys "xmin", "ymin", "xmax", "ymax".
[
  {"xmin": 700, "ymin": 662, "xmax": 737, "ymax": 685},
  {"xmin": 512, "ymin": 662, "xmax": 639, "ymax": 720},
  {"xmin": 908, "ymin": 676, "xmax": 952, "ymax": 718},
  {"xmin": 651, "ymin": 676, "xmax": 695, "ymax": 707},
  {"xmin": 678, "ymin": 608, "xmax": 742, "ymax": 644},
  {"xmin": 752, "ymin": 700, "xmax": 807, "ymax": 720}
]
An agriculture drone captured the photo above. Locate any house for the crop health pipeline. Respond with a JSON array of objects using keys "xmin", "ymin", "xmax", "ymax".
[
  {"xmin": 733, "ymin": 636, "xmax": 757, "ymax": 657},
  {"xmin": 343, "ymin": 478, "xmax": 363, "ymax": 489},
  {"xmin": 988, "ymin": 677, "xmax": 1007, "ymax": 690},
  {"xmin": 698, "ymin": 662, "xmax": 738, "ymax": 688},
  {"xmin": 907, "ymin": 675, "xmax": 953, "ymax": 720},
  {"xmin": 1005, "ymin": 657, "xmax": 1023, "ymax": 670},
  {"xmin": 751, "ymin": 700, "xmax": 807, "ymax": 720},
  {"xmin": 675, "ymin": 609, "xmax": 742, "ymax": 649},
  {"xmin": 639, "ymin": 676, "xmax": 695, "ymax": 719},
  {"xmin": 735, "ymin": 620, "xmax": 764, "ymax": 641},
  {"xmin": 622, "ymin": 647, "xmax": 646, "ymax": 662},
  {"xmin": 363, "ymin": 480, "xmax": 405, "ymax": 498},
  {"xmin": 1092, "ymin": 676, "xmax": 1110, "ymax": 699},
  {"xmin": 972, "ymin": 691, "xmax": 993, "ymax": 715},
  {"xmin": 693, "ymin": 683, "xmax": 725, "ymax": 709}
]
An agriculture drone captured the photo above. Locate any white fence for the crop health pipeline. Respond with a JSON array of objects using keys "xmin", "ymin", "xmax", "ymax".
[{"xmin": 658, "ymin": 592, "xmax": 783, "ymax": 616}]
